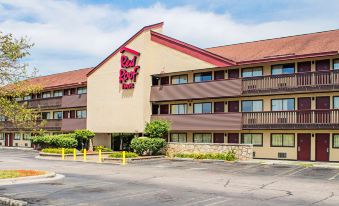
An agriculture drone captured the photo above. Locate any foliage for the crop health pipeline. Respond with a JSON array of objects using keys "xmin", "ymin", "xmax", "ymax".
[
  {"xmin": 31, "ymin": 134, "xmax": 77, "ymax": 148},
  {"xmin": 130, "ymin": 137, "xmax": 166, "ymax": 156},
  {"xmin": 74, "ymin": 130, "xmax": 95, "ymax": 141},
  {"xmin": 94, "ymin": 146, "xmax": 112, "ymax": 152},
  {"xmin": 109, "ymin": 152, "xmax": 138, "ymax": 158},
  {"xmin": 174, "ymin": 151, "xmax": 237, "ymax": 161},
  {"xmin": 0, "ymin": 170, "xmax": 45, "ymax": 179},
  {"xmin": 144, "ymin": 119, "xmax": 170, "ymax": 139},
  {"xmin": 41, "ymin": 148, "xmax": 74, "ymax": 154}
]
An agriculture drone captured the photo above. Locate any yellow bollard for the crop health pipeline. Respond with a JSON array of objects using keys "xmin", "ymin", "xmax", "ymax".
[
  {"xmin": 98, "ymin": 149, "xmax": 102, "ymax": 163},
  {"xmin": 73, "ymin": 148, "xmax": 76, "ymax": 161},
  {"xmin": 83, "ymin": 149, "xmax": 87, "ymax": 161},
  {"xmin": 122, "ymin": 151, "xmax": 126, "ymax": 166},
  {"xmin": 61, "ymin": 148, "xmax": 65, "ymax": 160}
]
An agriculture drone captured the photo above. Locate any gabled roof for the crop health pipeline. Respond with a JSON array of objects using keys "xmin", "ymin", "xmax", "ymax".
[{"xmin": 206, "ymin": 29, "xmax": 339, "ymax": 64}]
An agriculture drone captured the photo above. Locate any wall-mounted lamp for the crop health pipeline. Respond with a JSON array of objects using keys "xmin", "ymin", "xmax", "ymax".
[
  {"xmin": 189, "ymin": 103, "xmax": 192, "ymax": 106},
  {"xmin": 225, "ymin": 70, "xmax": 228, "ymax": 73},
  {"xmin": 312, "ymin": 134, "xmax": 315, "ymax": 137},
  {"xmin": 312, "ymin": 61, "xmax": 315, "ymax": 64},
  {"xmin": 225, "ymin": 101, "xmax": 228, "ymax": 105},
  {"xmin": 312, "ymin": 97, "xmax": 315, "ymax": 101}
]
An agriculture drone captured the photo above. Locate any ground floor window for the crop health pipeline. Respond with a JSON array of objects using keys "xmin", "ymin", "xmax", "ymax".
[
  {"xmin": 241, "ymin": 134, "xmax": 263, "ymax": 146},
  {"xmin": 333, "ymin": 134, "xmax": 339, "ymax": 148},
  {"xmin": 170, "ymin": 133, "xmax": 187, "ymax": 143},
  {"xmin": 271, "ymin": 134, "xmax": 295, "ymax": 147},
  {"xmin": 23, "ymin": 133, "xmax": 31, "ymax": 141},
  {"xmin": 193, "ymin": 133, "xmax": 212, "ymax": 143},
  {"xmin": 14, "ymin": 133, "xmax": 21, "ymax": 140},
  {"xmin": 0, "ymin": 133, "xmax": 4, "ymax": 140}
]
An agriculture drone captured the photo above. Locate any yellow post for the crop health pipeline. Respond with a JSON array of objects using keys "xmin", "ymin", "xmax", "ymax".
[
  {"xmin": 122, "ymin": 151, "xmax": 126, "ymax": 166},
  {"xmin": 83, "ymin": 149, "xmax": 87, "ymax": 161},
  {"xmin": 73, "ymin": 148, "xmax": 76, "ymax": 161},
  {"xmin": 98, "ymin": 149, "xmax": 102, "ymax": 163},
  {"xmin": 61, "ymin": 148, "xmax": 65, "ymax": 160}
]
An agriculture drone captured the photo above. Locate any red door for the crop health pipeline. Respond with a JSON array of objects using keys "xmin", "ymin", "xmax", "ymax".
[
  {"xmin": 228, "ymin": 101, "xmax": 239, "ymax": 112},
  {"xmin": 228, "ymin": 133, "xmax": 239, "ymax": 143},
  {"xmin": 316, "ymin": 96, "xmax": 330, "ymax": 123},
  {"xmin": 213, "ymin": 133, "xmax": 224, "ymax": 143},
  {"xmin": 5, "ymin": 133, "xmax": 13, "ymax": 147},
  {"xmin": 315, "ymin": 59, "xmax": 330, "ymax": 85},
  {"xmin": 214, "ymin": 102, "xmax": 224, "ymax": 113},
  {"xmin": 297, "ymin": 97, "xmax": 311, "ymax": 123},
  {"xmin": 297, "ymin": 61, "xmax": 311, "ymax": 86},
  {"xmin": 228, "ymin": 69, "xmax": 239, "ymax": 79},
  {"xmin": 297, "ymin": 134, "xmax": 311, "ymax": 161},
  {"xmin": 316, "ymin": 134, "xmax": 330, "ymax": 161}
]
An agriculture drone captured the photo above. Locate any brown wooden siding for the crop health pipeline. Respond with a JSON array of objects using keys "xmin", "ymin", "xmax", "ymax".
[
  {"xmin": 26, "ymin": 97, "xmax": 62, "ymax": 109},
  {"xmin": 61, "ymin": 94, "xmax": 87, "ymax": 108},
  {"xmin": 150, "ymin": 79, "xmax": 242, "ymax": 102},
  {"xmin": 151, "ymin": 113, "xmax": 242, "ymax": 131},
  {"xmin": 61, "ymin": 118, "xmax": 86, "ymax": 131},
  {"xmin": 0, "ymin": 120, "xmax": 62, "ymax": 131}
]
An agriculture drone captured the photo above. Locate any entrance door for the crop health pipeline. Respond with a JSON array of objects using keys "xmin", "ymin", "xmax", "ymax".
[
  {"xmin": 297, "ymin": 134, "xmax": 311, "ymax": 161},
  {"xmin": 228, "ymin": 69, "xmax": 239, "ymax": 79},
  {"xmin": 297, "ymin": 97, "xmax": 311, "ymax": 123},
  {"xmin": 228, "ymin": 133, "xmax": 239, "ymax": 143},
  {"xmin": 315, "ymin": 59, "xmax": 331, "ymax": 85},
  {"xmin": 213, "ymin": 133, "xmax": 224, "ymax": 143},
  {"xmin": 228, "ymin": 101, "xmax": 239, "ymax": 112},
  {"xmin": 316, "ymin": 96, "xmax": 330, "ymax": 124},
  {"xmin": 315, "ymin": 134, "xmax": 330, "ymax": 161},
  {"xmin": 5, "ymin": 133, "xmax": 13, "ymax": 147},
  {"xmin": 297, "ymin": 61, "xmax": 311, "ymax": 86}
]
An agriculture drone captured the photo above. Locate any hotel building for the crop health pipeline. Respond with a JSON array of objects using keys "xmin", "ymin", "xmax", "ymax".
[{"xmin": 2, "ymin": 22, "xmax": 339, "ymax": 161}]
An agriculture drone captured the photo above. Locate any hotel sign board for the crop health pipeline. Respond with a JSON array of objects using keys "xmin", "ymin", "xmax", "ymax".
[{"xmin": 119, "ymin": 47, "xmax": 140, "ymax": 89}]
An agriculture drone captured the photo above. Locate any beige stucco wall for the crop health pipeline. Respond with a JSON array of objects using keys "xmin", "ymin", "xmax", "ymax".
[
  {"xmin": 87, "ymin": 27, "xmax": 214, "ymax": 133},
  {"xmin": 93, "ymin": 133, "xmax": 111, "ymax": 148}
]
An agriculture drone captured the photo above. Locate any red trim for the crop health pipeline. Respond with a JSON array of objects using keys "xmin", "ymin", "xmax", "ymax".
[
  {"xmin": 87, "ymin": 22, "xmax": 164, "ymax": 76},
  {"xmin": 120, "ymin": 47, "xmax": 140, "ymax": 56},
  {"xmin": 151, "ymin": 31, "xmax": 235, "ymax": 67}
]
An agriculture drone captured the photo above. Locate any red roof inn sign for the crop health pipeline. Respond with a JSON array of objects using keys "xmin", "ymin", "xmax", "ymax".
[{"xmin": 119, "ymin": 47, "xmax": 141, "ymax": 89}]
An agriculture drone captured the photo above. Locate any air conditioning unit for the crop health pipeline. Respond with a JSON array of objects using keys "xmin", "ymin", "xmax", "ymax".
[{"xmin": 278, "ymin": 152, "xmax": 287, "ymax": 158}]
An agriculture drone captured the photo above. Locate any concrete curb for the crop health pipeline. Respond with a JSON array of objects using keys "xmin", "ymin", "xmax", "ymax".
[
  {"xmin": 35, "ymin": 155, "xmax": 121, "ymax": 165},
  {"xmin": 169, "ymin": 157, "xmax": 237, "ymax": 163},
  {"xmin": 242, "ymin": 160, "xmax": 339, "ymax": 169},
  {"xmin": 0, "ymin": 196, "xmax": 27, "ymax": 206},
  {"xmin": 0, "ymin": 172, "xmax": 63, "ymax": 186},
  {"xmin": 0, "ymin": 147, "xmax": 35, "ymax": 151}
]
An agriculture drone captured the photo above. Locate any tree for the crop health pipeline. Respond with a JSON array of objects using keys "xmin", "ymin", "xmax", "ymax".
[
  {"xmin": 144, "ymin": 119, "xmax": 171, "ymax": 139},
  {"xmin": 74, "ymin": 130, "xmax": 95, "ymax": 150},
  {"xmin": 0, "ymin": 31, "xmax": 41, "ymax": 130}
]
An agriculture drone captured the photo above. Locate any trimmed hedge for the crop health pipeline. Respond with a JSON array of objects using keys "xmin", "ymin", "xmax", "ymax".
[
  {"xmin": 41, "ymin": 148, "xmax": 74, "ymax": 154},
  {"xmin": 109, "ymin": 152, "xmax": 138, "ymax": 158},
  {"xmin": 130, "ymin": 137, "xmax": 166, "ymax": 156},
  {"xmin": 31, "ymin": 134, "xmax": 78, "ymax": 148},
  {"xmin": 174, "ymin": 151, "xmax": 237, "ymax": 161}
]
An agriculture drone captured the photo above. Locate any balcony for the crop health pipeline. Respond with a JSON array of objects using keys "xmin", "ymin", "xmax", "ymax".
[
  {"xmin": 61, "ymin": 94, "xmax": 87, "ymax": 108},
  {"xmin": 242, "ymin": 70, "xmax": 339, "ymax": 95},
  {"xmin": 151, "ymin": 113, "xmax": 242, "ymax": 131},
  {"xmin": 150, "ymin": 79, "xmax": 242, "ymax": 102},
  {"xmin": 26, "ymin": 97, "xmax": 62, "ymax": 109},
  {"xmin": 0, "ymin": 119, "xmax": 62, "ymax": 131},
  {"xmin": 22, "ymin": 94, "xmax": 87, "ymax": 109},
  {"xmin": 61, "ymin": 118, "xmax": 86, "ymax": 131},
  {"xmin": 242, "ymin": 110, "xmax": 339, "ymax": 129}
]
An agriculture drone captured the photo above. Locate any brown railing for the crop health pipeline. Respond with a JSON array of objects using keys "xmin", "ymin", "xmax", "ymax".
[
  {"xmin": 243, "ymin": 109, "xmax": 339, "ymax": 129},
  {"xmin": 21, "ymin": 94, "xmax": 87, "ymax": 109},
  {"xmin": 25, "ymin": 97, "xmax": 62, "ymax": 108},
  {"xmin": 242, "ymin": 70, "xmax": 339, "ymax": 95},
  {"xmin": 61, "ymin": 118, "xmax": 86, "ymax": 131},
  {"xmin": 0, "ymin": 119, "xmax": 62, "ymax": 131}
]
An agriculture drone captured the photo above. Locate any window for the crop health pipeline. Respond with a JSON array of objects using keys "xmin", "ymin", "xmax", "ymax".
[
  {"xmin": 0, "ymin": 133, "xmax": 4, "ymax": 140},
  {"xmin": 333, "ymin": 134, "xmax": 339, "ymax": 148},
  {"xmin": 241, "ymin": 134, "xmax": 263, "ymax": 146},
  {"xmin": 53, "ymin": 111, "xmax": 63, "ymax": 119},
  {"xmin": 14, "ymin": 133, "xmax": 21, "ymax": 140},
  {"xmin": 194, "ymin": 102, "xmax": 212, "ymax": 114},
  {"xmin": 193, "ymin": 133, "xmax": 212, "ymax": 143},
  {"xmin": 242, "ymin": 100, "xmax": 263, "ymax": 112},
  {"xmin": 214, "ymin": 70, "xmax": 225, "ymax": 80},
  {"xmin": 171, "ymin": 75, "xmax": 188, "ymax": 85},
  {"xmin": 24, "ymin": 95, "xmax": 32, "ymax": 101},
  {"xmin": 171, "ymin": 104, "xmax": 187, "ymax": 114},
  {"xmin": 41, "ymin": 112, "xmax": 51, "ymax": 120},
  {"xmin": 160, "ymin": 104, "xmax": 169, "ymax": 114},
  {"xmin": 15, "ymin": 97, "xmax": 23, "ymax": 101},
  {"xmin": 271, "ymin": 134, "xmax": 295, "ymax": 147},
  {"xmin": 0, "ymin": 115, "xmax": 5, "ymax": 122},
  {"xmin": 170, "ymin": 133, "xmax": 187, "ymax": 142},
  {"xmin": 194, "ymin": 72, "xmax": 212, "ymax": 82},
  {"xmin": 42, "ymin": 92, "xmax": 51, "ymax": 98},
  {"xmin": 23, "ymin": 133, "xmax": 31, "ymax": 141},
  {"xmin": 242, "ymin": 67, "xmax": 263, "ymax": 77},
  {"xmin": 334, "ymin": 97, "xmax": 339, "ymax": 109},
  {"xmin": 160, "ymin": 76, "xmax": 169, "ymax": 85},
  {"xmin": 53, "ymin": 90, "xmax": 63, "ymax": 97},
  {"xmin": 334, "ymin": 59, "xmax": 339, "ymax": 70},
  {"xmin": 77, "ymin": 87, "xmax": 87, "ymax": 94},
  {"xmin": 76, "ymin": 110, "xmax": 87, "ymax": 119},
  {"xmin": 272, "ymin": 99, "xmax": 295, "ymax": 111},
  {"xmin": 272, "ymin": 64, "xmax": 295, "ymax": 75}
]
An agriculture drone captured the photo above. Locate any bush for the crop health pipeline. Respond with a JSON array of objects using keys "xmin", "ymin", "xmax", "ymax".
[
  {"xmin": 130, "ymin": 137, "xmax": 166, "ymax": 155},
  {"xmin": 109, "ymin": 152, "xmax": 138, "ymax": 158},
  {"xmin": 41, "ymin": 148, "xmax": 74, "ymax": 154},
  {"xmin": 174, "ymin": 151, "xmax": 237, "ymax": 161},
  {"xmin": 94, "ymin": 146, "xmax": 112, "ymax": 152},
  {"xmin": 31, "ymin": 134, "xmax": 78, "ymax": 148},
  {"xmin": 74, "ymin": 130, "xmax": 95, "ymax": 141},
  {"xmin": 144, "ymin": 120, "xmax": 170, "ymax": 139}
]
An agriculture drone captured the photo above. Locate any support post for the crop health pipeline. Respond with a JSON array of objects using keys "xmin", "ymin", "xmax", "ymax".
[
  {"xmin": 98, "ymin": 149, "xmax": 102, "ymax": 163},
  {"xmin": 73, "ymin": 148, "xmax": 77, "ymax": 161},
  {"xmin": 122, "ymin": 151, "xmax": 126, "ymax": 166},
  {"xmin": 83, "ymin": 149, "xmax": 87, "ymax": 161}
]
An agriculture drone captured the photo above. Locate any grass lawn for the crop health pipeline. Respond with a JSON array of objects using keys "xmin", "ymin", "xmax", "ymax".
[{"xmin": 0, "ymin": 170, "xmax": 46, "ymax": 179}]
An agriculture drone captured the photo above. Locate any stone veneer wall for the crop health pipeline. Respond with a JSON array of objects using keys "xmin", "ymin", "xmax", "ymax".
[{"xmin": 166, "ymin": 143, "xmax": 253, "ymax": 161}]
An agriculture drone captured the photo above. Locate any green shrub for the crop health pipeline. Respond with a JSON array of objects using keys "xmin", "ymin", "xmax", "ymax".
[
  {"xmin": 109, "ymin": 152, "xmax": 138, "ymax": 158},
  {"xmin": 174, "ymin": 151, "xmax": 237, "ymax": 161},
  {"xmin": 31, "ymin": 134, "xmax": 78, "ymax": 148},
  {"xmin": 94, "ymin": 146, "xmax": 112, "ymax": 152},
  {"xmin": 130, "ymin": 137, "xmax": 166, "ymax": 155},
  {"xmin": 144, "ymin": 120, "xmax": 170, "ymax": 138},
  {"xmin": 41, "ymin": 148, "xmax": 74, "ymax": 154}
]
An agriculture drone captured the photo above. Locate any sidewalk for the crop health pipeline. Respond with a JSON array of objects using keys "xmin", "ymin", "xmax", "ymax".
[{"xmin": 242, "ymin": 159, "xmax": 339, "ymax": 169}]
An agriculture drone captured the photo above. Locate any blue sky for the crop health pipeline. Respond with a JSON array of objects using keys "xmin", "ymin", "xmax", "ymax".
[{"xmin": 1, "ymin": 0, "xmax": 339, "ymax": 75}]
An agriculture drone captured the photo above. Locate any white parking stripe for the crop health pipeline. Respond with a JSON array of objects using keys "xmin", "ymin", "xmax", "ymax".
[
  {"xmin": 328, "ymin": 172, "xmax": 339, "ymax": 180},
  {"xmin": 181, "ymin": 196, "xmax": 223, "ymax": 206},
  {"xmin": 205, "ymin": 199, "xmax": 228, "ymax": 206}
]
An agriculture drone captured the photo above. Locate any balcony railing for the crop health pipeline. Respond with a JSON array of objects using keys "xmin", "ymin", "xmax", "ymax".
[
  {"xmin": 61, "ymin": 118, "xmax": 86, "ymax": 131},
  {"xmin": 0, "ymin": 119, "xmax": 62, "ymax": 131},
  {"xmin": 242, "ymin": 70, "xmax": 339, "ymax": 95},
  {"xmin": 21, "ymin": 94, "xmax": 87, "ymax": 109},
  {"xmin": 243, "ymin": 110, "xmax": 339, "ymax": 129},
  {"xmin": 26, "ymin": 97, "xmax": 62, "ymax": 108}
]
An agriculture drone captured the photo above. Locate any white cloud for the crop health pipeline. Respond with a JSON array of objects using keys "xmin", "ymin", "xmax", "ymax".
[{"xmin": 0, "ymin": 0, "xmax": 338, "ymax": 75}]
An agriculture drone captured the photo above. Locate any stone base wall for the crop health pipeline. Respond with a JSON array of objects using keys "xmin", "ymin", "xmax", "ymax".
[{"xmin": 166, "ymin": 143, "xmax": 253, "ymax": 161}]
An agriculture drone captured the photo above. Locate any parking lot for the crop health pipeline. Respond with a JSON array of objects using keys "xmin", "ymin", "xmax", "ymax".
[{"xmin": 0, "ymin": 150, "xmax": 339, "ymax": 205}]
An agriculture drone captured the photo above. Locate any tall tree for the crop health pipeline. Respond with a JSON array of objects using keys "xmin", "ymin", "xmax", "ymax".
[{"xmin": 0, "ymin": 31, "xmax": 42, "ymax": 131}]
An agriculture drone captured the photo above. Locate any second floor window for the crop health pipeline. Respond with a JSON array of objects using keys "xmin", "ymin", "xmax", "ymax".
[
  {"xmin": 272, "ymin": 98, "xmax": 295, "ymax": 111},
  {"xmin": 0, "ymin": 133, "xmax": 4, "ymax": 140},
  {"xmin": 76, "ymin": 110, "xmax": 87, "ymax": 119},
  {"xmin": 194, "ymin": 102, "xmax": 212, "ymax": 114},
  {"xmin": 171, "ymin": 104, "xmax": 187, "ymax": 115},
  {"xmin": 14, "ymin": 133, "xmax": 21, "ymax": 140},
  {"xmin": 272, "ymin": 64, "xmax": 295, "ymax": 75},
  {"xmin": 54, "ymin": 90, "xmax": 63, "ymax": 97},
  {"xmin": 41, "ymin": 112, "xmax": 51, "ymax": 120},
  {"xmin": 334, "ymin": 97, "xmax": 339, "ymax": 109},
  {"xmin": 170, "ymin": 133, "xmax": 187, "ymax": 143},
  {"xmin": 242, "ymin": 67, "xmax": 263, "ymax": 77},
  {"xmin": 42, "ymin": 92, "xmax": 51, "ymax": 98},
  {"xmin": 77, "ymin": 87, "xmax": 87, "ymax": 95},
  {"xmin": 193, "ymin": 133, "xmax": 212, "ymax": 143},
  {"xmin": 0, "ymin": 115, "xmax": 6, "ymax": 122},
  {"xmin": 53, "ymin": 111, "xmax": 63, "ymax": 119},
  {"xmin": 24, "ymin": 95, "xmax": 32, "ymax": 101},
  {"xmin": 171, "ymin": 75, "xmax": 188, "ymax": 85},
  {"xmin": 194, "ymin": 72, "xmax": 212, "ymax": 82},
  {"xmin": 242, "ymin": 100, "xmax": 263, "ymax": 112},
  {"xmin": 334, "ymin": 59, "xmax": 339, "ymax": 70}
]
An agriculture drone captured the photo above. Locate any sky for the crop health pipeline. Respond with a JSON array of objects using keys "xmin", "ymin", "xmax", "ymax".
[{"xmin": 1, "ymin": 0, "xmax": 339, "ymax": 75}]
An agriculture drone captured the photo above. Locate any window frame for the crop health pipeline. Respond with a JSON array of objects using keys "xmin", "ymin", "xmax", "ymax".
[
  {"xmin": 241, "ymin": 100, "xmax": 263, "ymax": 112},
  {"xmin": 53, "ymin": 90, "xmax": 63, "ymax": 97},
  {"xmin": 170, "ymin": 104, "xmax": 188, "ymax": 115},
  {"xmin": 170, "ymin": 133, "xmax": 187, "ymax": 143},
  {"xmin": 77, "ymin": 87, "xmax": 87, "ymax": 95},
  {"xmin": 271, "ymin": 98, "xmax": 295, "ymax": 111},
  {"xmin": 214, "ymin": 70, "xmax": 225, "ymax": 80},
  {"xmin": 171, "ymin": 74, "xmax": 188, "ymax": 85},
  {"xmin": 333, "ymin": 59, "xmax": 339, "ymax": 70},
  {"xmin": 241, "ymin": 133, "xmax": 263, "ymax": 147},
  {"xmin": 193, "ymin": 133, "xmax": 212, "ymax": 143},
  {"xmin": 242, "ymin": 66, "xmax": 263, "ymax": 78},
  {"xmin": 0, "ymin": 133, "xmax": 4, "ymax": 140},
  {"xmin": 42, "ymin": 92, "xmax": 52, "ymax": 99},
  {"xmin": 41, "ymin": 112, "xmax": 51, "ymax": 120},
  {"xmin": 270, "ymin": 133, "xmax": 295, "ymax": 147},
  {"xmin": 193, "ymin": 72, "xmax": 213, "ymax": 83},
  {"xmin": 333, "ymin": 134, "xmax": 339, "ymax": 148},
  {"xmin": 271, "ymin": 63, "xmax": 295, "ymax": 75},
  {"xmin": 193, "ymin": 102, "xmax": 212, "ymax": 114},
  {"xmin": 76, "ymin": 110, "xmax": 87, "ymax": 119},
  {"xmin": 333, "ymin": 96, "xmax": 339, "ymax": 109},
  {"xmin": 53, "ymin": 111, "xmax": 63, "ymax": 120},
  {"xmin": 14, "ymin": 133, "xmax": 21, "ymax": 140}
]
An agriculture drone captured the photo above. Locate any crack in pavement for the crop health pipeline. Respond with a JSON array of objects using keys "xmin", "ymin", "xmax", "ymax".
[{"xmin": 224, "ymin": 179, "xmax": 230, "ymax": 187}]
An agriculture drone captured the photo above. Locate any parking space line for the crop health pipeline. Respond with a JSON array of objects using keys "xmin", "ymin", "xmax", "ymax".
[
  {"xmin": 284, "ymin": 167, "xmax": 308, "ymax": 176},
  {"xmin": 205, "ymin": 199, "xmax": 228, "ymax": 206},
  {"xmin": 328, "ymin": 172, "xmax": 339, "ymax": 180},
  {"xmin": 181, "ymin": 196, "xmax": 223, "ymax": 206}
]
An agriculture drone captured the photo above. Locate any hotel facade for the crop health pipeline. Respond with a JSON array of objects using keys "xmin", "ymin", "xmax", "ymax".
[{"xmin": 2, "ymin": 22, "xmax": 339, "ymax": 162}]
